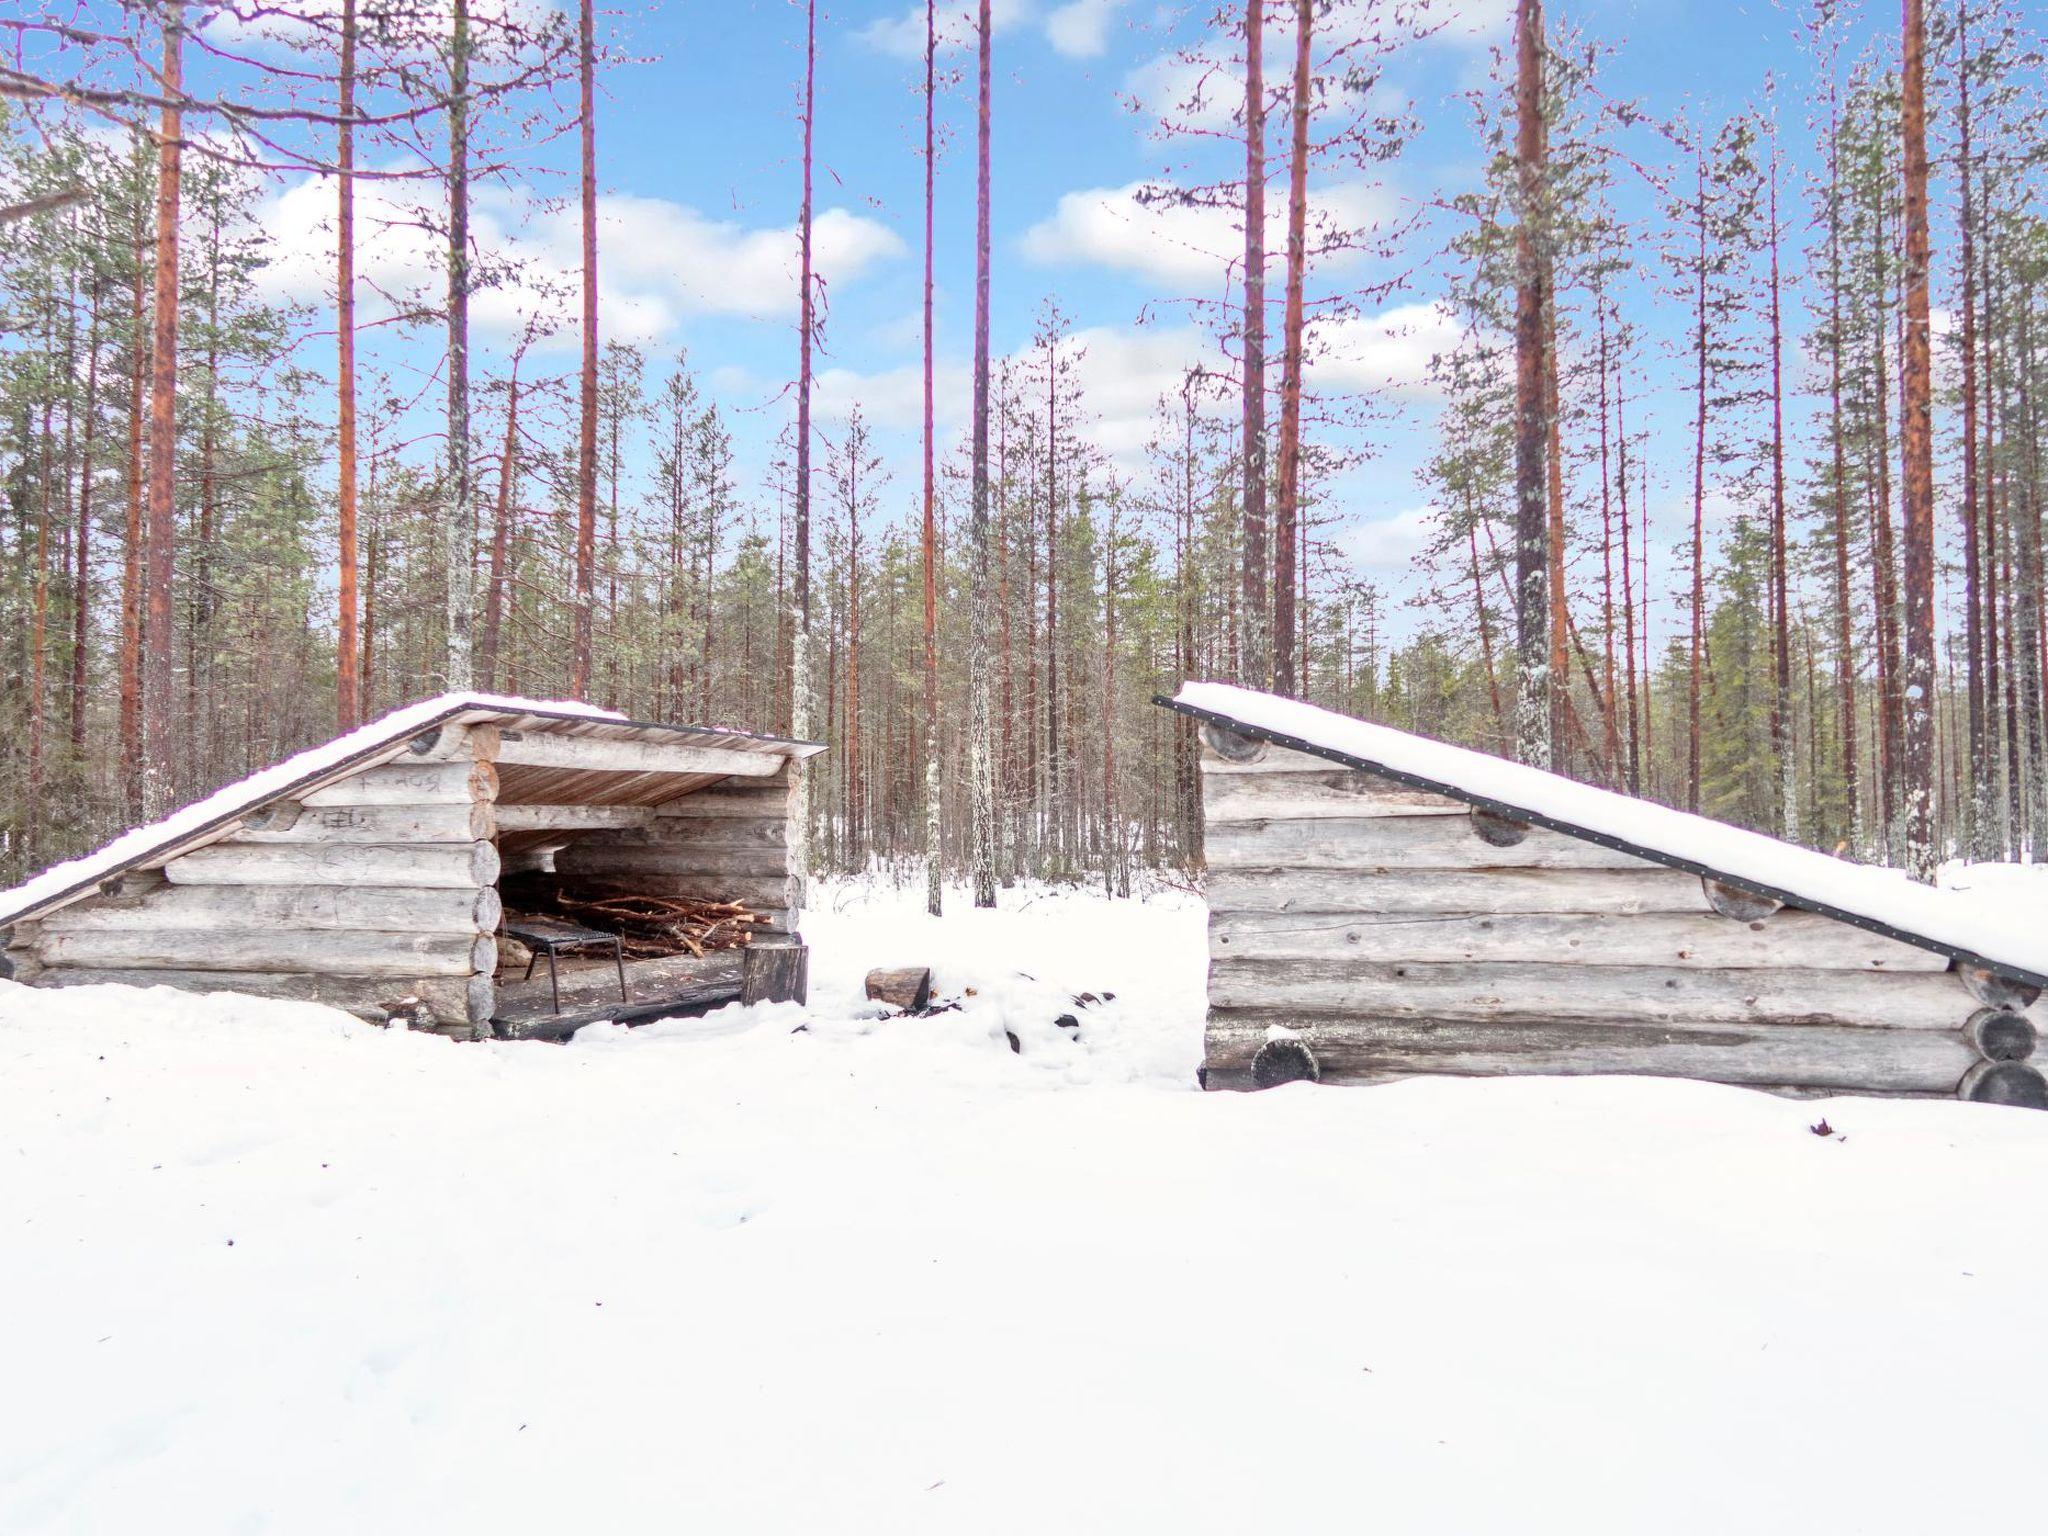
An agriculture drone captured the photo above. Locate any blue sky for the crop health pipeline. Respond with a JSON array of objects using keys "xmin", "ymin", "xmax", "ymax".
[{"xmin": 232, "ymin": 0, "xmax": 1918, "ymax": 640}]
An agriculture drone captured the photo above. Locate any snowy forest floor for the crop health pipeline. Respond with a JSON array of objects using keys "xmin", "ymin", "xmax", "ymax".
[{"xmin": 5, "ymin": 875, "xmax": 2048, "ymax": 1533}]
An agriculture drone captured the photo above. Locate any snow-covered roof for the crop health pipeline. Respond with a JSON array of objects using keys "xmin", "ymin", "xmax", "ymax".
[
  {"xmin": 0, "ymin": 693, "xmax": 823, "ymax": 932},
  {"xmin": 1168, "ymin": 681, "xmax": 2048, "ymax": 988}
]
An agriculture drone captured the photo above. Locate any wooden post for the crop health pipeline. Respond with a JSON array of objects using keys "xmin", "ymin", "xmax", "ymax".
[{"xmin": 742, "ymin": 942, "xmax": 809, "ymax": 1006}]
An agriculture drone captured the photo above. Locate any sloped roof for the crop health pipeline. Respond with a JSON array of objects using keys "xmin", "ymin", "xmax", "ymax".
[
  {"xmin": 1166, "ymin": 681, "xmax": 2048, "ymax": 988},
  {"xmin": 0, "ymin": 694, "xmax": 823, "ymax": 932}
]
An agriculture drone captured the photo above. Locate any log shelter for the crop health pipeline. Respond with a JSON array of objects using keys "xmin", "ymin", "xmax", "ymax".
[
  {"xmin": 0, "ymin": 695, "xmax": 824, "ymax": 1040},
  {"xmin": 1162, "ymin": 683, "xmax": 2048, "ymax": 1107}
]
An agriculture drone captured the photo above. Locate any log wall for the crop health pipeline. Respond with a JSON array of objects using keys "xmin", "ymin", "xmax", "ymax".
[
  {"xmin": 1198, "ymin": 731, "xmax": 2046, "ymax": 1103},
  {"xmin": 552, "ymin": 763, "xmax": 802, "ymax": 933},
  {"xmin": 5, "ymin": 738, "xmax": 503, "ymax": 1037}
]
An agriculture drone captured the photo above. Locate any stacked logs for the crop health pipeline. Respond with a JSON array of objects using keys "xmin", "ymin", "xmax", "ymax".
[
  {"xmin": 539, "ymin": 893, "xmax": 770, "ymax": 959},
  {"xmin": 1956, "ymin": 962, "xmax": 2047, "ymax": 1109}
]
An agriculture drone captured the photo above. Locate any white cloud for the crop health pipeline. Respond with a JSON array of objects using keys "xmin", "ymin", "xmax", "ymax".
[
  {"xmin": 1336, "ymin": 505, "xmax": 1436, "ymax": 571},
  {"xmin": 1045, "ymin": 0, "xmax": 1126, "ymax": 57},
  {"xmin": 1022, "ymin": 179, "xmax": 1389, "ymax": 287},
  {"xmin": 1305, "ymin": 302, "xmax": 1459, "ymax": 397},
  {"xmin": 253, "ymin": 173, "xmax": 904, "ymax": 346},
  {"xmin": 859, "ymin": 0, "xmax": 1034, "ymax": 58}
]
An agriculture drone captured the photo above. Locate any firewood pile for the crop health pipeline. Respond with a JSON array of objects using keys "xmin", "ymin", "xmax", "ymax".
[{"xmin": 538, "ymin": 893, "xmax": 769, "ymax": 959}]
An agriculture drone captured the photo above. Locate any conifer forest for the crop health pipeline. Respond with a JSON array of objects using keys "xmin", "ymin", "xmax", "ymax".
[{"xmin": 1, "ymin": 0, "xmax": 2044, "ymax": 900}]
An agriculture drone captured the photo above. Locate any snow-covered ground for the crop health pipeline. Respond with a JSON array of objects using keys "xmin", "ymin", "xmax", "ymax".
[{"xmin": 5, "ymin": 877, "xmax": 2048, "ymax": 1534}]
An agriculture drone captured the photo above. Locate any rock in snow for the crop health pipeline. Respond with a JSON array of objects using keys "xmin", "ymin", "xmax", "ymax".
[{"xmin": 4, "ymin": 878, "xmax": 2048, "ymax": 1534}]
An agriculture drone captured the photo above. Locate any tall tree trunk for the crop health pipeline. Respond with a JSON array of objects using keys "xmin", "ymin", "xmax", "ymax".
[
  {"xmin": 336, "ymin": 0, "xmax": 361, "ymax": 728},
  {"xmin": 142, "ymin": 5, "xmax": 183, "ymax": 817},
  {"xmin": 1686, "ymin": 148, "xmax": 1707, "ymax": 813},
  {"xmin": 1272, "ymin": 0, "xmax": 1312, "ymax": 698},
  {"xmin": 968, "ymin": 0, "xmax": 998, "ymax": 907},
  {"xmin": 444, "ymin": 0, "xmax": 475, "ymax": 690},
  {"xmin": 1767, "ymin": 138, "xmax": 1796, "ymax": 841},
  {"xmin": 921, "ymin": 0, "xmax": 942, "ymax": 914},
  {"xmin": 121, "ymin": 140, "xmax": 147, "ymax": 816},
  {"xmin": 480, "ymin": 362, "xmax": 520, "ymax": 686},
  {"xmin": 571, "ymin": 0, "xmax": 599, "ymax": 696},
  {"xmin": 1826, "ymin": 81, "xmax": 1858, "ymax": 849},
  {"xmin": 1617, "ymin": 358, "xmax": 1640, "ymax": 794},
  {"xmin": 792, "ymin": 0, "xmax": 817, "ymax": 890},
  {"xmin": 71, "ymin": 277, "xmax": 102, "ymax": 755},
  {"xmin": 1512, "ymin": 0, "xmax": 1549, "ymax": 769},
  {"xmin": 1898, "ymin": 0, "xmax": 1937, "ymax": 879},
  {"xmin": 1957, "ymin": 0, "xmax": 1989, "ymax": 857},
  {"xmin": 1239, "ymin": 0, "xmax": 1270, "ymax": 689}
]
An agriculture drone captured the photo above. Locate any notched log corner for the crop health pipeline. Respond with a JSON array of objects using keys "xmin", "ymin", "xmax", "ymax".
[{"xmin": 1200, "ymin": 722, "xmax": 1268, "ymax": 764}]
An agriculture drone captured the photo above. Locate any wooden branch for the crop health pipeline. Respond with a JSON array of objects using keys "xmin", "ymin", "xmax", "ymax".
[{"xmin": 0, "ymin": 186, "xmax": 90, "ymax": 226}]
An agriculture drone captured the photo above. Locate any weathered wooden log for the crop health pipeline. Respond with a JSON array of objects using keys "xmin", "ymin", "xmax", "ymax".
[
  {"xmin": 31, "ymin": 927, "xmax": 494, "ymax": 978},
  {"xmin": 225, "ymin": 801, "xmax": 495, "ymax": 844},
  {"xmin": 492, "ymin": 804, "xmax": 656, "ymax": 832},
  {"xmin": 574, "ymin": 818, "xmax": 794, "ymax": 851},
  {"xmin": 865, "ymin": 965, "xmax": 931, "ymax": 1010},
  {"xmin": 1205, "ymin": 816, "xmax": 1656, "ymax": 872},
  {"xmin": 745, "ymin": 943, "xmax": 811, "ymax": 1006},
  {"xmin": 1207, "ymin": 910, "xmax": 1948, "ymax": 972},
  {"xmin": 1249, "ymin": 1036, "xmax": 1320, "ymax": 1088},
  {"xmin": 302, "ymin": 759, "xmax": 497, "ymax": 807},
  {"xmin": 1201, "ymin": 768, "xmax": 1466, "ymax": 823},
  {"xmin": 493, "ymin": 731, "xmax": 783, "ymax": 778},
  {"xmin": 1206, "ymin": 957, "xmax": 1976, "ymax": 1031},
  {"xmin": 1207, "ymin": 867, "xmax": 1712, "ymax": 916},
  {"xmin": 1957, "ymin": 1058, "xmax": 2048, "ymax": 1109},
  {"xmin": 29, "ymin": 966, "xmax": 492, "ymax": 1028},
  {"xmin": 656, "ymin": 781, "xmax": 798, "ymax": 819},
  {"xmin": 1703, "ymin": 878, "xmax": 1784, "ymax": 922},
  {"xmin": 1471, "ymin": 808, "xmax": 1531, "ymax": 847},
  {"xmin": 555, "ymin": 843, "xmax": 792, "ymax": 878},
  {"xmin": 406, "ymin": 721, "xmax": 498, "ymax": 762},
  {"xmin": 35, "ymin": 884, "xmax": 499, "ymax": 936},
  {"xmin": 1199, "ymin": 721, "xmax": 1268, "ymax": 763},
  {"xmin": 165, "ymin": 841, "xmax": 498, "ymax": 889},
  {"xmin": 1203, "ymin": 1012, "xmax": 1977, "ymax": 1094},
  {"xmin": 1964, "ymin": 1008, "xmax": 2038, "ymax": 1062},
  {"xmin": 1197, "ymin": 741, "xmax": 1333, "ymax": 774},
  {"xmin": 1955, "ymin": 959, "xmax": 2043, "ymax": 1012}
]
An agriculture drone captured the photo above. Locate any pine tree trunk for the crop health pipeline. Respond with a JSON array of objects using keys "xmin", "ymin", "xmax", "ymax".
[
  {"xmin": 71, "ymin": 278, "xmax": 101, "ymax": 756},
  {"xmin": 791, "ymin": 0, "xmax": 817, "ymax": 897},
  {"xmin": 921, "ymin": 0, "xmax": 942, "ymax": 914},
  {"xmin": 571, "ymin": 0, "xmax": 599, "ymax": 697},
  {"xmin": 1767, "ymin": 144, "xmax": 1797, "ymax": 842},
  {"xmin": 336, "ymin": 0, "xmax": 361, "ymax": 729},
  {"xmin": 142, "ymin": 6, "xmax": 183, "ymax": 818},
  {"xmin": 1957, "ymin": 2, "xmax": 1989, "ymax": 858},
  {"xmin": 121, "ymin": 142, "xmax": 146, "ymax": 817},
  {"xmin": 1898, "ymin": 0, "xmax": 1937, "ymax": 879},
  {"xmin": 444, "ymin": 0, "xmax": 475, "ymax": 691},
  {"xmin": 968, "ymin": 0, "xmax": 998, "ymax": 908},
  {"xmin": 1240, "ymin": 0, "xmax": 1270, "ymax": 690},
  {"xmin": 1271, "ymin": 0, "xmax": 1311, "ymax": 698},
  {"xmin": 1686, "ymin": 149, "xmax": 1707, "ymax": 815},
  {"xmin": 1511, "ymin": 0, "xmax": 1550, "ymax": 770}
]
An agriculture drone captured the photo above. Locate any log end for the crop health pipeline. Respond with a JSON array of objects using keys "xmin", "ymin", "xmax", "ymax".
[
  {"xmin": 1958, "ymin": 1059, "xmax": 2048, "ymax": 1110},
  {"xmin": 1964, "ymin": 1008, "xmax": 2037, "ymax": 1064},
  {"xmin": 1471, "ymin": 808, "xmax": 1531, "ymax": 848},
  {"xmin": 1702, "ymin": 877, "xmax": 1784, "ymax": 922},
  {"xmin": 1200, "ymin": 722, "xmax": 1268, "ymax": 764},
  {"xmin": 1250, "ymin": 1036, "xmax": 1322, "ymax": 1090},
  {"xmin": 1955, "ymin": 960, "xmax": 2044, "ymax": 1013}
]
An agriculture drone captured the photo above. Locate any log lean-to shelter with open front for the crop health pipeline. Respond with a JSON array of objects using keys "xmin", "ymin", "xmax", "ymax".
[
  {"xmin": 1163, "ymin": 682, "xmax": 2048, "ymax": 1109},
  {"xmin": 0, "ymin": 695, "xmax": 823, "ymax": 1040}
]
